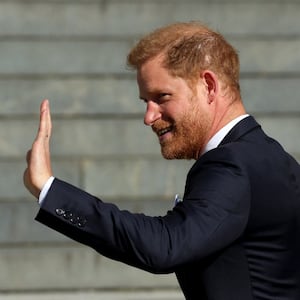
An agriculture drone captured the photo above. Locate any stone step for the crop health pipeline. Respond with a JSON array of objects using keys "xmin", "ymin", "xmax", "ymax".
[
  {"xmin": 0, "ymin": 290, "xmax": 183, "ymax": 300},
  {"xmin": 0, "ymin": 2, "xmax": 299, "ymax": 37},
  {"xmin": 0, "ymin": 78, "xmax": 299, "ymax": 116},
  {"xmin": 0, "ymin": 246, "xmax": 178, "ymax": 291},
  {"xmin": 0, "ymin": 117, "xmax": 299, "ymax": 158},
  {"xmin": 0, "ymin": 39, "xmax": 299, "ymax": 75}
]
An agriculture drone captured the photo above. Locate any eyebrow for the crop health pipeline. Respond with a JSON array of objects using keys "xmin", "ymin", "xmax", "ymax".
[{"xmin": 139, "ymin": 88, "xmax": 168, "ymax": 101}]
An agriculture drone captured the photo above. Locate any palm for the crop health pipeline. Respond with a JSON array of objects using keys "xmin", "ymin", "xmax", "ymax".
[{"xmin": 24, "ymin": 100, "xmax": 53, "ymax": 198}]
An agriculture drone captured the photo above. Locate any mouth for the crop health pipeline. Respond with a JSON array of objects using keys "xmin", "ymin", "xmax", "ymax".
[
  {"xmin": 153, "ymin": 125, "xmax": 174, "ymax": 143},
  {"xmin": 157, "ymin": 126, "xmax": 173, "ymax": 137}
]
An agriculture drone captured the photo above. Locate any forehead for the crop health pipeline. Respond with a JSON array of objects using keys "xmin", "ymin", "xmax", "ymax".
[
  {"xmin": 137, "ymin": 56, "xmax": 183, "ymax": 94},
  {"xmin": 137, "ymin": 56, "xmax": 167, "ymax": 82}
]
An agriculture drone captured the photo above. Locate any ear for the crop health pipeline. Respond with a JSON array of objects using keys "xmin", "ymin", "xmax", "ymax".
[{"xmin": 201, "ymin": 70, "xmax": 218, "ymax": 104}]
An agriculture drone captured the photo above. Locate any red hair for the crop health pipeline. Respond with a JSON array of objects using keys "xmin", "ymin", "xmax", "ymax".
[{"xmin": 127, "ymin": 22, "xmax": 240, "ymax": 94}]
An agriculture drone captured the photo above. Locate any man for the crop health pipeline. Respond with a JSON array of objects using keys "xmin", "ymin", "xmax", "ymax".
[{"xmin": 24, "ymin": 22, "xmax": 300, "ymax": 299}]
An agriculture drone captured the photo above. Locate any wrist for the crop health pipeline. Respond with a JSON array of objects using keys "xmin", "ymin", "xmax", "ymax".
[{"xmin": 39, "ymin": 176, "xmax": 55, "ymax": 204}]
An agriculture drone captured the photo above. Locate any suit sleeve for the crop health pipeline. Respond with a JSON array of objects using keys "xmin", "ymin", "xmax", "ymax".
[{"xmin": 35, "ymin": 147, "xmax": 251, "ymax": 274}]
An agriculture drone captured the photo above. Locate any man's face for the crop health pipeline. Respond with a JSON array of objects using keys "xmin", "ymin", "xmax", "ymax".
[{"xmin": 137, "ymin": 56, "xmax": 212, "ymax": 160}]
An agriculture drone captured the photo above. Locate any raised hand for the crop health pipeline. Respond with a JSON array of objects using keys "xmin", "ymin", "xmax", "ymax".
[{"xmin": 24, "ymin": 99, "xmax": 53, "ymax": 198}]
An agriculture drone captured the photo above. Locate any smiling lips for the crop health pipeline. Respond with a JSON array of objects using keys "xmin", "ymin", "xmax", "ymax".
[
  {"xmin": 158, "ymin": 126, "xmax": 172, "ymax": 136},
  {"xmin": 151, "ymin": 120, "xmax": 174, "ymax": 142},
  {"xmin": 152, "ymin": 125, "xmax": 174, "ymax": 143}
]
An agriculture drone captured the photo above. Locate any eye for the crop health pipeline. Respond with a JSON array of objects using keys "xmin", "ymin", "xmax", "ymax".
[
  {"xmin": 158, "ymin": 93, "xmax": 169, "ymax": 98},
  {"xmin": 157, "ymin": 93, "xmax": 171, "ymax": 102},
  {"xmin": 139, "ymin": 93, "xmax": 171, "ymax": 105}
]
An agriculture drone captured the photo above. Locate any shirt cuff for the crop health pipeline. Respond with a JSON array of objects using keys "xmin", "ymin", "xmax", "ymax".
[{"xmin": 38, "ymin": 176, "xmax": 55, "ymax": 206}]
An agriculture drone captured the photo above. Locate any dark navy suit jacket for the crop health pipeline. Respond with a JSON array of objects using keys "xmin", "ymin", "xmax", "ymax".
[{"xmin": 36, "ymin": 116, "xmax": 300, "ymax": 299}]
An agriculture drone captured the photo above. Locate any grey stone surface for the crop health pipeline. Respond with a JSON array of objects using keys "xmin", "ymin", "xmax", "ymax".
[
  {"xmin": 0, "ymin": 39, "xmax": 300, "ymax": 74},
  {"xmin": 0, "ymin": 117, "xmax": 298, "ymax": 159},
  {"xmin": 0, "ymin": 2, "xmax": 299, "ymax": 36},
  {"xmin": 0, "ymin": 291, "xmax": 183, "ymax": 300},
  {"xmin": 256, "ymin": 116, "xmax": 300, "ymax": 157},
  {"xmin": 235, "ymin": 39, "xmax": 300, "ymax": 74},
  {"xmin": 0, "ymin": 199, "xmax": 177, "ymax": 243},
  {"xmin": 0, "ymin": 160, "xmax": 81, "ymax": 199},
  {"xmin": 0, "ymin": 78, "xmax": 141, "ymax": 115},
  {"xmin": 0, "ymin": 78, "xmax": 299, "ymax": 116},
  {"xmin": 0, "ymin": 202, "xmax": 65, "ymax": 243},
  {"xmin": 0, "ymin": 119, "xmax": 156, "ymax": 157},
  {"xmin": 0, "ymin": 40, "xmax": 130, "ymax": 75},
  {"xmin": 241, "ymin": 78, "xmax": 300, "ymax": 114},
  {"xmin": 0, "ymin": 0, "xmax": 299, "ymax": 296},
  {"xmin": 0, "ymin": 246, "xmax": 178, "ymax": 290},
  {"xmin": 83, "ymin": 158, "xmax": 192, "ymax": 199}
]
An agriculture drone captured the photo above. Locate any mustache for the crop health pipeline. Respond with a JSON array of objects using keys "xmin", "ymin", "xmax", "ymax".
[{"xmin": 151, "ymin": 120, "xmax": 172, "ymax": 133}]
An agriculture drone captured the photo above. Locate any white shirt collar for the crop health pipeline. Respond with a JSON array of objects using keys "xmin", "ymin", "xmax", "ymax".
[{"xmin": 202, "ymin": 114, "xmax": 249, "ymax": 155}]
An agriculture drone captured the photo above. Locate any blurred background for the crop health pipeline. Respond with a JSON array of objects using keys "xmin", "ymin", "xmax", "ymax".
[{"xmin": 0, "ymin": 0, "xmax": 299, "ymax": 299}]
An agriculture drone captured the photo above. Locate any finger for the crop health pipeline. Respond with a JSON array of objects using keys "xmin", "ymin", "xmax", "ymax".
[
  {"xmin": 26, "ymin": 150, "xmax": 32, "ymax": 164},
  {"xmin": 44, "ymin": 99, "xmax": 52, "ymax": 139},
  {"xmin": 36, "ymin": 99, "xmax": 52, "ymax": 140}
]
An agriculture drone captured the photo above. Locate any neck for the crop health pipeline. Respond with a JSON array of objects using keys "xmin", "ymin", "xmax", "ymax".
[{"xmin": 206, "ymin": 97, "xmax": 246, "ymax": 144}]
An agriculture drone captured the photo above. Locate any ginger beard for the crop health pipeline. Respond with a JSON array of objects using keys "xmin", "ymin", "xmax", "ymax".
[{"xmin": 152, "ymin": 96, "xmax": 212, "ymax": 160}]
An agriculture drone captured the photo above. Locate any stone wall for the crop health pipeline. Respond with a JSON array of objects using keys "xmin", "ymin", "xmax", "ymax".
[{"xmin": 0, "ymin": 1, "xmax": 299, "ymax": 299}]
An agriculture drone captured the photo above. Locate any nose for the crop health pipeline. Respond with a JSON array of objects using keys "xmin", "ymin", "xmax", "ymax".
[{"xmin": 144, "ymin": 101, "xmax": 161, "ymax": 126}]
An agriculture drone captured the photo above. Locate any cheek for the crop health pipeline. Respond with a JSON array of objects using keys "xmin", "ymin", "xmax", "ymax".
[
  {"xmin": 183, "ymin": 105, "xmax": 211, "ymax": 135},
  {"xmin": 160, "ymin": 104, "xmax": 180, "ymax": 122}
]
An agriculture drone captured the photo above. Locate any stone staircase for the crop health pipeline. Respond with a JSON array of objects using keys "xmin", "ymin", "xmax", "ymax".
[{"xmin": 0, "ymin": 1, "xmax": 299, "ymax": 299}]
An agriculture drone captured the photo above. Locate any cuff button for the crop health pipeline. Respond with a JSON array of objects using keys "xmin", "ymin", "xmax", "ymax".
[
  {"xmin": 77, "ymin": 216, "xmax": 87, "ymax": 227},
  {"xmin": 63, "ymin": 211, "xmax": 73, "ymax": 220},
  {"xmin": 55, "ymin": 208, "xmax": 65, "ymax": 216}
]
